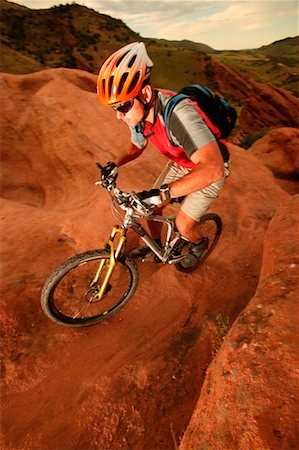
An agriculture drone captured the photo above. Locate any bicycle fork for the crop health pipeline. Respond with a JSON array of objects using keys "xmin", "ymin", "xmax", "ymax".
[{"xmin": 91, "ymin": 226, "xmax": 126, "ymax": 300}]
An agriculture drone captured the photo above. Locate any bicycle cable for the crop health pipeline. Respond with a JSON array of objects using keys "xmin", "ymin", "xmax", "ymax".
[{"xmin": 111, "ymin": 197, "xmax": 125, "ymax": 224}]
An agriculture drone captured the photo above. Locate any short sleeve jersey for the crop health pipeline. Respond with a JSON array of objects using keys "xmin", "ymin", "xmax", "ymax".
[{"xmin": 130, "ymin": 89, "xmax": 216, "ymax": 169}]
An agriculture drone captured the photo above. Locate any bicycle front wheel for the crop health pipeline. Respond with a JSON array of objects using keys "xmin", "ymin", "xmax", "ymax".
[{"xmin": 41, "ymin": 250, "xmax": 138, "ymax": 327}]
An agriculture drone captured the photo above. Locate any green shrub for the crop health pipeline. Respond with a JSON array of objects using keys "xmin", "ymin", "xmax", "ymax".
[
  {"xmin": 212, "ymin": 313, "xmax": 231, "ymax": 355},
  {"xmin": 60, "ymin": 52, "xmax": 76, "ymax": 68},
  {"xmin": 240, "ymin": 127, "xmax": 276, "ymax": 149}
]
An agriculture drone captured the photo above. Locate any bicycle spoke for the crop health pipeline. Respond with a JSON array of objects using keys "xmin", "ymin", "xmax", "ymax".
[
  {"xmin": 41, "ymin": 251, "xmax": 138, "ymax": 326},
  {"xmin": 53, "ymin": 260, "xmax": 130, "ymax": 318}
]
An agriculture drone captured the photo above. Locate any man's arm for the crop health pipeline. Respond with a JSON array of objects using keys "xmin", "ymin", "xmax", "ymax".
[
  {"xmin": 168, "ymin": 141, "xmax": 225, "ymax": 198},
  {"xmin": 115, "ymin": 141, "xmax": 148, "ymax": 167}
]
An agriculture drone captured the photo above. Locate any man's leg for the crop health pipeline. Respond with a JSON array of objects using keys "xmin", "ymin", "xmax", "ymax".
[
  {"xmin": 131, "ymin": 162, "xmax": 229, "ymax": 257},
  {"xmin": 175, "ymin": 208, "xmax": 203, "ymax": 243},
  {"xmin": 176, "ymin": 162, "xmax": 230, "ymax": 242}
]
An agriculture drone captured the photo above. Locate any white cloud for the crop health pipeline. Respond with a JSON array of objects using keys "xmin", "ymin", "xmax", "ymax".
[
  {"xmin": 11, "ymin": 0, "xmax": 299, "ymax": 49},
  {"xmin": 134, "ymin": 1, "xmax": 298, "ymax": 48}
]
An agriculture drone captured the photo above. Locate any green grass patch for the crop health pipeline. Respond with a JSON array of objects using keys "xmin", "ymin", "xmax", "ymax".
[
  {"xmin": 239, "ymin": 127, "xmax": 277, "ymax": 149},
  {"xmin": 212, "ymin": 313, "xmax": 231, "ymax": 355}
]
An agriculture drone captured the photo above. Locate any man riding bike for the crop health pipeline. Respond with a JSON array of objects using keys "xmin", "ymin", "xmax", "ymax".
[{"xmin": 97, "ymin": 41, "xmax": 230, "ymax": 260}]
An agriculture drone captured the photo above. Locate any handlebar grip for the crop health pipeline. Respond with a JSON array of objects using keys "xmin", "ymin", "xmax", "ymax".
[{"xmin": 96, "ymin": 162, "xmax": 103, "ymax": 170}]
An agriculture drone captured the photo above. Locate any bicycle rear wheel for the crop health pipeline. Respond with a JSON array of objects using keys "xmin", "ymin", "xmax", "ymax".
[
  {"xmin": 175, "ymin": 213, "xmax": 222, "ymax": 273},
  {"xmin": 41, "ymin": 250, "xmax": 138, "ymax": 327}
]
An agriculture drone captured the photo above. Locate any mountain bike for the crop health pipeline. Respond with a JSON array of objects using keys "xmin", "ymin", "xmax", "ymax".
[{"xmin": 41, "ymin": 163, "xmax": 222, "ymax": 327}]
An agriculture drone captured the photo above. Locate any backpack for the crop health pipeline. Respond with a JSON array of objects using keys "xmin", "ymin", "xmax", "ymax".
[{"xmin": 163, "ymin": 84, "xmax": 237, "ymax": 145}]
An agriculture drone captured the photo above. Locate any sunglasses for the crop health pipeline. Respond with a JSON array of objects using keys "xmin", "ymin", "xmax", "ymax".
[{"xmin": 112, "ymin": 99, "xmax": 134, "ymax": 114}]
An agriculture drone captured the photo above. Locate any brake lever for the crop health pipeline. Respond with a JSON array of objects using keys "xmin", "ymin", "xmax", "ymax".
[{"xmin": 130, "ymin": 193, "xmax": 153, "ymax": 215}]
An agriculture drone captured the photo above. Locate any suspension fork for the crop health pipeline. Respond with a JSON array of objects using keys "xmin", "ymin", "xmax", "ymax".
[{"xmin": 91, "ymin": 225, "xmax": 127, "ymax": 300}]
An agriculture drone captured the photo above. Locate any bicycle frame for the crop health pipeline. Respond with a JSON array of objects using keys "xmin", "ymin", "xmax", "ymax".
[
  {"xmin": 41, "ymin": 164, "xmax": 222, "ymax": 326},
  {"xmin": 91, "ymin": 225, "xmax": 126, "ymax": 300},
  {"xmin": 93, "ymin": 208, "xmax": 185, "ymax": 300},
  {"xmin": 130, "ymin": 214, "xmax": 183, "ymax": 263}
]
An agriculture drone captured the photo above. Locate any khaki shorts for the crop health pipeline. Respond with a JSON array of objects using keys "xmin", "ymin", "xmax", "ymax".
[{"xmin": 153, "ymin": 161, "xmax": 230, "ymax": 222}]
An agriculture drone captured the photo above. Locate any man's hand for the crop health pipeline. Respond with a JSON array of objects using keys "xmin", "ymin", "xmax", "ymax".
[
  {"xmin": 137, "ymin": 189, "xmax": 162, "ymax": 206},
  {"xmin": 101, "ymin": 161, "xmax": 118, "ymax": 181}
]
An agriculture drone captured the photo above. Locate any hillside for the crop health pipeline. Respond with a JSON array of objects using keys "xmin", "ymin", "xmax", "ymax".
[
  {"xmin": 0, "ymin": 67, "xmax": 298, "ymax": 450},
  {"xmin": 157, "ymin": 38, "xmax": 216, "ymax": 53},
  {"xmin": 1, "ymin": 0, "xmax": 298, "ymax": 96},
  {"xmin": 0, "ymin": 0, "xmax": 140, "ymax": 72},
  {"xmin": 1, "ymin": 0, "xmax": 298, "ymax": 149},
  {"xmin": 257, "ymin": 36, "xmax": 299, "ymax": 65},
  {"xmin": 212, "ymin": 36, "xmax": 299, "ymax": 96}
]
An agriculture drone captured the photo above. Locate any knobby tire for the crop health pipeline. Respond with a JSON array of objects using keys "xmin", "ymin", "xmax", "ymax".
[{"xmin": 41, "ymin": 250, "xmax": 138, "ymax": 327}]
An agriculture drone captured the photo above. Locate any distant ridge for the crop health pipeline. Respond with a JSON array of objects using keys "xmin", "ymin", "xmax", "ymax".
[
  {"xmin": 253, "ymin": 36, "xmax": 299, "ymax": 67},
  {"xmin": 154, "ymin": 38, "xmax": 216, "ymax": 53},
  {"xmin": 0, "ymin": 0, "xmax": 298, "ymax": 96}
]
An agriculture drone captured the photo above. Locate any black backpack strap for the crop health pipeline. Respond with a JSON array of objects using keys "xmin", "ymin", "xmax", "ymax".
[
  {"xmin": 164, "ymin": 87, "xmax": 231, "ymax": 162},
  {"xmin": 217, "ymin": 140, "xmax": 230, "ymax": 163},
  {"xmin": 181, "ymin": 84, "xmax": 212, "ymax": 100}
]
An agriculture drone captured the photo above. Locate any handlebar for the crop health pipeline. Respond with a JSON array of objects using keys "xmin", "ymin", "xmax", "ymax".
[{"xmin": 96, "ymin": 161, "xmax": 153, "ymax": 216}]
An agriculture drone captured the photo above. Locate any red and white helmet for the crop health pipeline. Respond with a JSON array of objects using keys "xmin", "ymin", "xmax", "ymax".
[{"xmin": 97, "ymin": 42, "xmax": 153, "ymax": 107}]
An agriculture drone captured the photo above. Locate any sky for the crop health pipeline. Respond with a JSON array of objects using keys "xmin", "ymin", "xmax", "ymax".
[{"xmin": 12, "ymin": 0, "xmax": 299, "ymax": 50}]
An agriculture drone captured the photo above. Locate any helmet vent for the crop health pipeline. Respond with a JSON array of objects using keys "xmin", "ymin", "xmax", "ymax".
[
  {"xmin": 97, "ymin": 42, "xmax": 153, "ymax": 106},
  {"xmin": 108, "ymin": 75, "xmax": 114, "ymax": 97},
  {"xmin": 116, "ymin": 50, "xmax": 130, "ymax": 67},
  {"xmin": 128, "ymin": 71, "xmax": 141, "ymax": 94},
  {"xmin": 118, "ymin": 72, "xmax": 128, "ymax": 94},
  {"xmin": 128, "ymin": 54, "xmax": 137, "ymax": 68}
]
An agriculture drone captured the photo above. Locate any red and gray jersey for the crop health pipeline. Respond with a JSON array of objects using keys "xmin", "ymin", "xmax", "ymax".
[{"xmin": 130, "ymin": 88, "xmax": 227, "ymax": 169}]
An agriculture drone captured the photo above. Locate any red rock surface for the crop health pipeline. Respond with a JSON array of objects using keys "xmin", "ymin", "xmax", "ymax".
[
  {"xmin": 237, "ymin": 83, "xmax": 299, "ymax": 136},
  {"xmin": 0, "ymin": 68, "xmax": 297, "ymax": 449},
  {"xmin": 205, "ymin": 59, "xmax": 299, "ymax": 140},
  {"xmin": 180, "ymin": 195, "xmax": 299, "ymax": 450},
  {"xmin": 249, "ymin": 127, "xmax": 299, "ymax": 195}
]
